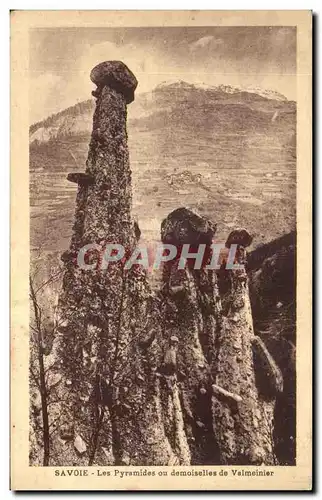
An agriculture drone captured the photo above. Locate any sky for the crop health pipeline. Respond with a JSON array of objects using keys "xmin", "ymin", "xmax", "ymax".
[{"xmin": 29, "ymin": 26, "xmax": 296, "ymax": 124}]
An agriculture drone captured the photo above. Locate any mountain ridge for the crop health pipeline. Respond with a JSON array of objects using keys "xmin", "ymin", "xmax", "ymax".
[
  {"xmin": 29, "ymin": 80, "xmax": 295, "ymax": 144},
  {"xmin": 30, "ymin": 79, "xmax": 296, "ymax": 253},
  {"xmin": 154, "ymin": 80, "xmax": 288, "ymax": 101}
]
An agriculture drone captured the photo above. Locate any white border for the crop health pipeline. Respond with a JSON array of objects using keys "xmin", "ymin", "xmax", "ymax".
[{"xmin": 4, "ymin": 2, "xmax": 318, "ymax": 498}]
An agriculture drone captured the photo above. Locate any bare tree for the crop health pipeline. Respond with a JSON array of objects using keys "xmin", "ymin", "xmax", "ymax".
[{"xmin": 29, "ymin": 259, "xmax": 63, "ymax": 466}]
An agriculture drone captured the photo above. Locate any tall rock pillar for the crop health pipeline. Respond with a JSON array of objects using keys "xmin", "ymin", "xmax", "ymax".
[
  {"xmin": 159, "ymin": 208, "xmax": 221, "ymax": 464},
  {"xmin": 212, "ymin": 229, "xmax": 283, "ymax": 464},
  {"xmin": 52, "ymin": 61, "xmax": 185, "ymax": 466}
]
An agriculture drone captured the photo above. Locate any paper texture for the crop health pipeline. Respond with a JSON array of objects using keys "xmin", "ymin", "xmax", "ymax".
[{"xmin": 11, "ymin": 10, "xmax": 312, "ymax": 491}]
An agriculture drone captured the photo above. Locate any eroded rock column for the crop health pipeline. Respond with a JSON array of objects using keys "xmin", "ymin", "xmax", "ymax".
[
  {"xmin": 52, "ymin": 61, "xmax": 184, "ymax": 466},
  {"xmin": 213, "ymin": 229, "xmax": 283, "ymax": 464},
  {"xmin": 160, "ymin": 207, "xmax": 221, "ymax": 464}
]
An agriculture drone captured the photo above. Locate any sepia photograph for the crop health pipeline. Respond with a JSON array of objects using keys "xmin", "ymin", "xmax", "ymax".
[{"xmin": 10, "ymin": 10, "xmax": 312, "ymax": 490}]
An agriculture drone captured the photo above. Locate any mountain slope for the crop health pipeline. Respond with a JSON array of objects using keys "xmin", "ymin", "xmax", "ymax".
[{"xmin": 30, "ymin": 81, "xmax": 296, "ymax": 253}]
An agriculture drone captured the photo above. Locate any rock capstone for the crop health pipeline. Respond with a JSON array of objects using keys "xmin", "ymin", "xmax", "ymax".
[
  {"xmin": 90, "ymin": 60, "xmax": 138, "ymax": 104},
  {"xmin": 161, "ymin": 207, "xmax": 216, "ymax": 247},
  {"xmin": 225, "ymin": 228, "xmax": 253, "ymax": 249}
]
